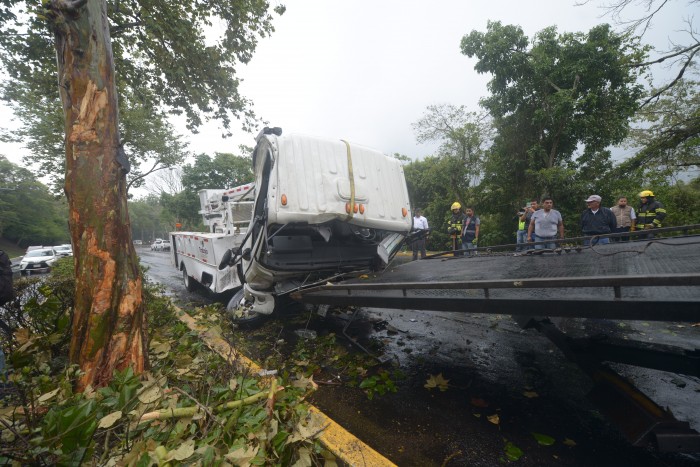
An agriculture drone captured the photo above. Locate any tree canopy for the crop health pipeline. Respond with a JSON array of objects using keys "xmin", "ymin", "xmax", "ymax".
[
  {"xmin": 0, "ymin": 0, "xmax": 284, "ymax": 193},
  {"xmin": 0, "ymin": 155, "xmax": 69, "ymax": 246},
  {"xmin": 458, "ymin": 21, "xmax": 647, "ymax": 239}
]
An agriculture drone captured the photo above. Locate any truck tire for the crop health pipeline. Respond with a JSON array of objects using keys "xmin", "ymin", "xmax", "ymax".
[
  {"xmin": 226, "ymin": 288, "xmax": 266, "ymax": 326},
  {"xmin": 182, "ymin": 265, "xmax": 197, "ymax": 292}
]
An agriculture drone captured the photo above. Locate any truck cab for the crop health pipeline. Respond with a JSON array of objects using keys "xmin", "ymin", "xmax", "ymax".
[{"xmin": 231, "ymin": 128, "xmax": 412, "ymax": 319}]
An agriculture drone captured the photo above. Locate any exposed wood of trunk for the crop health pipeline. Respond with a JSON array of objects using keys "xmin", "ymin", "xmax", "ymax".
[{"xmin": 51, "ymin": 0, "xmax": 148, "ymax": 391}]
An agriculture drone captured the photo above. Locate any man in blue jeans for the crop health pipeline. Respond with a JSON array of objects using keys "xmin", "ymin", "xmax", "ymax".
[
  {"xmin": 527, "ymin": 197, "xmax": 564, "ymax": 249},
  {"xmin": 581, "ymin": 195, "xmax": 616, "ymax": 246},
  {"xmin": 462, "ymin": 207, "xmax": 480, "ymax": 256}
]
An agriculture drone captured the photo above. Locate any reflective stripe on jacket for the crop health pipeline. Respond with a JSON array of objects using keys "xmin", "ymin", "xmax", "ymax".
[
  {"xmin": 637, "ymin": 199, "xmax": 666, "ymax": 228},
  {"xmin": 448, "ymin": 213, "xmax": 466, "ymax": 235}
]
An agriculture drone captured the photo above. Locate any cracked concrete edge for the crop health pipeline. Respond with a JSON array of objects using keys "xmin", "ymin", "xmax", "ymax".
[{"xmin": 175, "ymin": 309, "xmax": 397, "ymax": 467}]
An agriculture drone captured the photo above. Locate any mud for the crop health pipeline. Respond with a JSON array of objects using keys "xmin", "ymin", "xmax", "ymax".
[{"xmin": 139, "ymin": 248, "xmax": 700, "ymax": 466}]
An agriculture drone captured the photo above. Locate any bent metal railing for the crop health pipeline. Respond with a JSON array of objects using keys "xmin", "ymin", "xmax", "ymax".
[{"xmin": 426, "ymin": 223, "xmax": 700, "ymax": 258}]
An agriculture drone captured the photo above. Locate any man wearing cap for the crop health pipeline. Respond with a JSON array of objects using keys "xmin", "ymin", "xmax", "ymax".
[{"xmin": 581, "ymin": 195, "xmax": 616, "ymax": 246}]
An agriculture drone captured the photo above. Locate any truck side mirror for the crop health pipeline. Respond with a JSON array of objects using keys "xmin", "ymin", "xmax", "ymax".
[
  {"xmin": 241, "ymin": 248, "xmax": 252, "ymax": 261},
  {"xmin": 218, "ymin": 250, "xmax": 232, "ymax": 270}
]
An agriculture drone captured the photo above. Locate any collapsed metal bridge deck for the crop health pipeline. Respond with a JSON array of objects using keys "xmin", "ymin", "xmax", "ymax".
[
  {"xmin": 292, "ymin": 232, "xmax": 700, "ymax": 452},
  {"xmin": 294, "ymin": 235, "xmax": 700, "ymax": 322}
]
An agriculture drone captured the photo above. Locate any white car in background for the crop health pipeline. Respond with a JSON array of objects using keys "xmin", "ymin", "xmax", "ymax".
[
  {"xmin": 20, "ymin": 248, "xmax": 58, "ymax": 275},
  {"xmin": 151, "ymin": 239, "xmax": 171, "ymax": 251},
  {"xmin": 53, "ymin": 244, "xmax": 73, "ymax": 257}
]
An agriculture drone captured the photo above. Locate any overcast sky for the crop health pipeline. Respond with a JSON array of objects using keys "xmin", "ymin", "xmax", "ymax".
[{"xmin": 0, "ymin": 0, "xmax": 691, "ymax": 175}]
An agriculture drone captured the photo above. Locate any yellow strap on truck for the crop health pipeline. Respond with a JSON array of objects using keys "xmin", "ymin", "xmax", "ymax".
[{"xmin": 341, "ymin": 139, "xmax": 356, "ymax": 222}]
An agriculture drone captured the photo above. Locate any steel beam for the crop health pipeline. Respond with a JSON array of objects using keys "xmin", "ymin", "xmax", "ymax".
[{"xmin": 294, "ymin": 293, "xmax": 700, "ymax": 322}]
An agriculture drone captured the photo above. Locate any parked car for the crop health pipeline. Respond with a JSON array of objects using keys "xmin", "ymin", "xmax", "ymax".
[
  {"xmin": 53, "ymin": 244, "xmax": 73, "ymax": 257},
  {"xmin": 151, "ymin": 239, "xmax": 171, "ymax": 251},
  {"xmin": 20, "ymin": 248, "xmax": 58, "ymax": 275},
  {"xmin": 133, "ymin": 240, "xmax": 143, "ymax": 245}
]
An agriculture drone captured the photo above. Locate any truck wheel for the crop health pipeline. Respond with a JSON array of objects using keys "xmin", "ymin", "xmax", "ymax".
[
  {"xmin": 182, "ymin": 265, "xmax": 197, "ymax": 292},
  {"xmin": 226, "ymin": 288, "xmax": 266, "ymax": 326}
]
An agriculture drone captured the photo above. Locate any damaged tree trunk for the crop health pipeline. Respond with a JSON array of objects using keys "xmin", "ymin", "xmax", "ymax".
[{"xmin": 49, "ymin": 0, "xmax": 148, "ymax": 390}]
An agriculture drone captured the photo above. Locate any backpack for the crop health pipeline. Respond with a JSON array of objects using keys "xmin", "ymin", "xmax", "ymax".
[{"xmin": 0, "ymin": 250, "xmax": 14, "ymax": 306}]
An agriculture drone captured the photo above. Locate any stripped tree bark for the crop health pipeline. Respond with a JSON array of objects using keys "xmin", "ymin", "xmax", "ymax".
[{"xmin": 47, "ymin": 0, "xmax": 148, "ymax": 390}]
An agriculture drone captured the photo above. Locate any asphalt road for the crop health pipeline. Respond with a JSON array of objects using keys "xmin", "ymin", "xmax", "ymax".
[{"xmin": 139, "ymin": 248, "xmax": 700, "ymax": 466}]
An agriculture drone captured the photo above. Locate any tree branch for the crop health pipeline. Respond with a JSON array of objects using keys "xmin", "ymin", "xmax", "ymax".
[
  {"xmin": 630, "ymin": 42, "xmax": 700, "ymax": 68},
  {"xmin": 641, "ymin": 47, "xmax": 699, "ymax": 107}
]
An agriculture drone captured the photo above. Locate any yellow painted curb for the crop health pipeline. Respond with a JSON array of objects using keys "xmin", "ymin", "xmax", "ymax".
[{"xmin": 175, "ymin": 309, "xmax": 396, "ymax": 467}]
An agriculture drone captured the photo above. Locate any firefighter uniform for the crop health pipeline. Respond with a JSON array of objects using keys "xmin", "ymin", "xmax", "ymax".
[{"xmin": 637, "ymin": 190, "xmax": 667, "ymax": 230}]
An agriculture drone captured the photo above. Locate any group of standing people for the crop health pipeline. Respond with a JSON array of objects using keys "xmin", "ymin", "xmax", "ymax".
[
  {"xmin": 411, "ymin": 202, "xmax": 481, "ymax": 260},
  {"xmin": 516, "ymin": 190, "xmax": 666, "ymax": 250},
  {"xmin": 411, "ymin": 189, "xmax": 666, "ymax": 259}
]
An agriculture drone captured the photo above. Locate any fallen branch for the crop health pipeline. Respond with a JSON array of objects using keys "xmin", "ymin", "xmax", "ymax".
[{"xmin": 140, "ymin": 387, "xmax": 283, "ymax": 422}]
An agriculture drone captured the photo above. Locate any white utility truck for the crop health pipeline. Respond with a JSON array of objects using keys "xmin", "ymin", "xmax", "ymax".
[{"xmin": 171, "ymin": 127, "xmax": 412, "ymax": 323}]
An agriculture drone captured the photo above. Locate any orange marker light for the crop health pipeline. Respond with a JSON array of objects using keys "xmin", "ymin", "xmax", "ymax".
[
  {"xmin": 281, "ymin": 194, "xmax": 288, "ymax": 206},
  {"xmin": 345, "ymin": 202, "xmax": 351, "ymax": 214},
  {"xmin": 353, "ymin": 204, "xmax": 358, "ymax": 213},
  {"xmin": 359, "ymin": 204, "xmax": 365, "ymax": 214},
  {"xmin": 401, "ymin": 207, "xmax": 408, "ymax": 217}
]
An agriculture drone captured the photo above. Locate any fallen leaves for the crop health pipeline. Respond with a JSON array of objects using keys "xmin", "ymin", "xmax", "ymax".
[
  {"xmin": 563, "ymin": 438, "xmax": 577, "ymax": 447},
  {"xmin": 98, "ymin": 410, "xmax": 122, "ymax": 429},
  {"xmin": 487, "ymin": 414, "xmax": 500, "ymax": 425},
  {"xmin": 504, "ymin": 440, "xmax": 523, "ymax": 461},
  {"xmin": 532, "ymin": 432, "xmax": 555, "ymax": 446},
  {"xmin": 424, "ymin": 373, "xmax": 450, "ymax": 391}
]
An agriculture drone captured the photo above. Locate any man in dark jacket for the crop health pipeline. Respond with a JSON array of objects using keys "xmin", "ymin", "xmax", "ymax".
[{"xmin": 581, "ymin": 195, "xmax": 616, "ymax": 246}]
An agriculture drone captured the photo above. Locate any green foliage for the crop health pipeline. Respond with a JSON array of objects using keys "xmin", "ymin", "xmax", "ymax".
[
  {"xmin": 181, "ymin": 151, "xmax": 254, "ymax": 193},
  {"xmin": 622, "ymin": 75, "xmax": 700, "ymax": 176},
  {"xmin": 157, "ymin": 151, "xmax": 255, "ymax": 230},
  {"xmin": 458, "ymin": 21, "xmax": 647, "ymax": 242},
  {"xmin": 0, "ymin": 156, "xmax": 69, "ymax": 245},
  {"xmin": 358, "ymin": 370, "xmax": 399, "ymax": 400},
  {"xmin": 1, "ymin": 257, "xmax": 74, "ymax": 351},
  {"xmin": 643, "ymin": 178, "xmax": 700, "ymax": 228},
  {"xmin": 128, "ymin": 195, "xmax": 170, "ymax": 242},
  {"xmin": 0, "ymin": 0, "xmax": 282, "ymax": 193},
  {"xmin": 1, "ymin": 275, "xmax": 324, "ymax": 465}
]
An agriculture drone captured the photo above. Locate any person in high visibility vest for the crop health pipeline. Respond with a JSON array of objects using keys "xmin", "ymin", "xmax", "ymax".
[
  {"xmin": 448, "ymin": 202, "xmax": 467, "ymax": 256},
  {"xmin": 637, "ymin": 190, "xmax": 666, "ymax": 239},
  {"xmin": 515, "ymin": 202, "xmax": 531, "ymax": 251}
]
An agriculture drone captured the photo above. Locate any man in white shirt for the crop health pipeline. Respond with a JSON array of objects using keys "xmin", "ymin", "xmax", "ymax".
[{"xmin": 411, "ymin": 208, "xmax": 430, "ymax": 260}]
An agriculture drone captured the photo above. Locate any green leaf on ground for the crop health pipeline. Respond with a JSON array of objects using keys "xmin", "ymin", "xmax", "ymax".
[
  {"xmin": 532, "ymin": 432, "xmax": 555, "ymax": 446},
  {"xmin": 504, "ymin": 441, "xmax": 524, "ymax": 461}
]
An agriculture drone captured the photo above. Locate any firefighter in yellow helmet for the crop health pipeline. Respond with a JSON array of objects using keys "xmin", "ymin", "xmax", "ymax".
[
  {"xmin": 448, "ymin": 202, "xmax": 467, "ymax": 256},
  {"xmin": 637, "ymin": 190, "xmax": 666, "ymax": 238}
]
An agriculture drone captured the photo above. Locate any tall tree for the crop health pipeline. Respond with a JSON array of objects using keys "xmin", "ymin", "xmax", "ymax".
[
  {"xmin": 0, "ymin": 0, "xmax": 283, "ymax": 389},
  {"xmin": 411, "ymin": 105, "xmax": 492, "ymax": 198},
  {"xmin": 460, "ymin": 22, "xmax": 646, "ymax": 236},
  {"xmin": 0, "ymin": 156, "xmax": 68, "ymax": 245},
  {"xmin": 180, "ymin": 150, "xmax": 254, "ymax": 193}
]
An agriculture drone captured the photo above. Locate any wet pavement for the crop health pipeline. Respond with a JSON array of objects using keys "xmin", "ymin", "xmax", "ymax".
[{"xmin": 139, "ymin": 247, "xmax": 700, "ymax": 466}]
